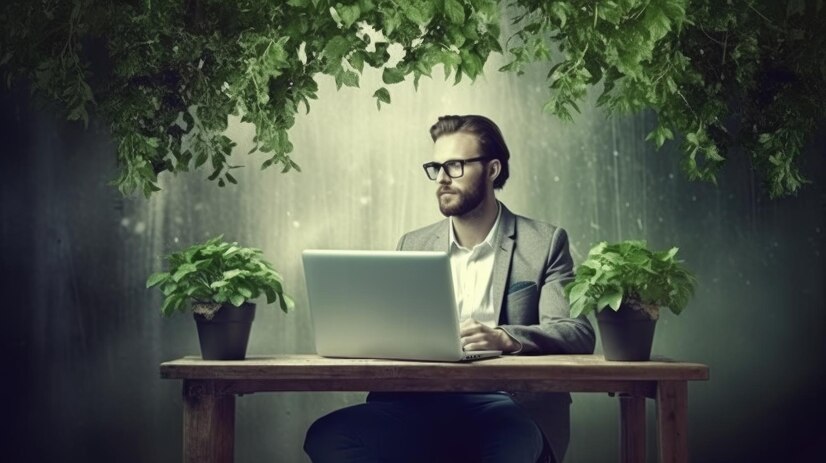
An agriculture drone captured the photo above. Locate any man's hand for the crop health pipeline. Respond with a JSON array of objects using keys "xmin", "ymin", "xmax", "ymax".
[{"xmin": 460, "ymin": 319, "xmax": 520, "ymax": 353}]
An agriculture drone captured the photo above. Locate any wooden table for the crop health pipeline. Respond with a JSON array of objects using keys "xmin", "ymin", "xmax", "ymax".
[{"xmin": 160, "ymin": 354, "xmax": 709, "ymax": 463}]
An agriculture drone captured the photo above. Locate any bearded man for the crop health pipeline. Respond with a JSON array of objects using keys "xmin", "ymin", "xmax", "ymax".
[{"xmin": 304, "ymin": 115, "xmax": 596, "ymax": 463}]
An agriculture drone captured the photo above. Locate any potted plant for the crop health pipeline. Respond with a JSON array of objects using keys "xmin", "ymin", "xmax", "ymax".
[
  {"xmin": 146, "ymin": 234, "xmax": 294, "ymax": 360},
  {"xmin": 564, "ymin": 240, "xmax": 696, "ymax": 361}
]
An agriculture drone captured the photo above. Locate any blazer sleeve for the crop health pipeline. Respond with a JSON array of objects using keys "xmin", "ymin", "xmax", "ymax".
[
  {"xmin": 395, "ymin": 233, "xmax": 407, "ymax": 251},
  {"xmin": 498, "ymin": 227, "xmax": 596, "ymax": 355}
]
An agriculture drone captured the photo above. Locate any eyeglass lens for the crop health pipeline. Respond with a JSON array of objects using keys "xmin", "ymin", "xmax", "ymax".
[{"xmin": 426, "ymin": 161, "xmax": 462, "ymax": 180}]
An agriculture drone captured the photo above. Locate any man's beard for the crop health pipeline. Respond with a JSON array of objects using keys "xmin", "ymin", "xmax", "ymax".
[{"xmin": 437, "ymin": 180, "xmax": 486, "ymax": 217}]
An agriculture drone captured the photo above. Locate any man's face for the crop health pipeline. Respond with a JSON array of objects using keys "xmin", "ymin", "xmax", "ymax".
[{"xmin": 432, "ymin": 132, "xmax": 489, "ymax": 217}]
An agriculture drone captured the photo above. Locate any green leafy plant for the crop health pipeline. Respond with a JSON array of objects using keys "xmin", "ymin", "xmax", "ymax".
[
  {"xmin": 1, "ymin": 1, "xmax": 823, "ymax": 198},
  {"xmin": 0, "ymin": 0, "xmax": 501, "ymax": 197},
  {"xmin": 502, "ymin": 0, "xmax": 825, "ymax": 198},
  {"xmin": 146, "ymin": 234, "xmax": 294, "ymax": 317},
  {"xmin": 564, "ymin": 240, "xmax": 696, "ymax": 320}
]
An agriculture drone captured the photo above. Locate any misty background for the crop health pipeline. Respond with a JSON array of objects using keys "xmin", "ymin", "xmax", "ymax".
[{"xmin": 1, "ymin": 30, "xmax": 824, "ymax": 463}]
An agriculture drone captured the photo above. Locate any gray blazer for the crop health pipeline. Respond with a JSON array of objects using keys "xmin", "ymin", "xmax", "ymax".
[{"xmin": 396, "ymin": 202, "xmax": 596, "ymax": 462}]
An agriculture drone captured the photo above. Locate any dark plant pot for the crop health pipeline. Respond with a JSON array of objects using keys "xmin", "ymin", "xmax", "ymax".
[
  {"xmin": 193, "ymin": 302, "xmax": 256, "ymax": 360},
  {"xmin": 596, "ymin": 303, "xmax": 657, "ymax": 361}
]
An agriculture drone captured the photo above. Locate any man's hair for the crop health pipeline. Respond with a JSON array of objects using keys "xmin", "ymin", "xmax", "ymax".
[{"xmin": 429, "ymin": 115, "xmax": 511, "ymax": 189}]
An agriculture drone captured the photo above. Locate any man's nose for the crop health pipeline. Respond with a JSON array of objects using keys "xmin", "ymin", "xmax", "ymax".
[{"xmin": 436, "ymin": 166, "xmax": 451, "ymax": 184}]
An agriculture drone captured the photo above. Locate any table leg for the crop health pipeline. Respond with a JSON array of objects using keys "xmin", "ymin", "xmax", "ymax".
[
  {"xmin": 183, "ymin": 380, "xmax": 235, "ymax": 463},
  {"xmin": 619, "ymin": 394, "xmax": 646, "ymax": 463},
  {"xmin": 656, "ymin": 381, "xmax": 688, "ymax": 463}
]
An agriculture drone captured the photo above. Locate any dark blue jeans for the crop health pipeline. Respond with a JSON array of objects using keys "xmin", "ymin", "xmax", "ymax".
[{"xmin": 303, "ymin": 391, "xmax": 549, "ymax": 463}]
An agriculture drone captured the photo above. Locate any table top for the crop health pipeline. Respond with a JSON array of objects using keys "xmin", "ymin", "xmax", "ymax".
[{"xmin": 160, "ymin": 354, "xmax": 709, "ymax": 382}]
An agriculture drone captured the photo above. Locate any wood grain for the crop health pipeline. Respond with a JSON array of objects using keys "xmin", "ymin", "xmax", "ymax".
[
  {"xmin": 182, "ymin": 380, "xmax": 235, "ymax": 463},
  {"xmin": 620, "ymin": 394, "xmax": 647, "ymax": 463},
  {"xmin": 221, "ymin": 378, "xmax": 658, "ymax": 395},
  {"xmin": 160, "ymin": 354, "xmax": 710, "ymax": 385},
  {"xmin": 657, "ymin": 381, "xmax": 689, "ymax": 463}
]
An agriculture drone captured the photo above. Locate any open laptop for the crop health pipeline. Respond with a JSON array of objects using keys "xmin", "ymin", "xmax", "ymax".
[{"xmin": 302, "ymin": 250, "xmax": 502, "ymax": 362}]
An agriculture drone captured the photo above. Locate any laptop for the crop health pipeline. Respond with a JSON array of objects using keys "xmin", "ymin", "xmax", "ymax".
[{"xmin": 302, "ymin": 250, "xmax": 502, "ymax": 362}]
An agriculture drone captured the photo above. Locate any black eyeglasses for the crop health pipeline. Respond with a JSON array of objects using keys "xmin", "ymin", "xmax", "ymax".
[{"xmin": 422, "ymin": 156, "xmax": 489, "ymax": 180}]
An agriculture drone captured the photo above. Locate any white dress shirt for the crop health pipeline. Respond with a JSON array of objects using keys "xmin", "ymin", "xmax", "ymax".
[{"xmin": 448, "ymin": 203, "xmax": 502, "ymax": 327}]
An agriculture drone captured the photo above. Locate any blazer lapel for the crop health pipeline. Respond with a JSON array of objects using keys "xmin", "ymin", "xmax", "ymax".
[
  {"xmin": 492, "ymin": 204, "xmax": 516, "ymax": 325},
  {"xmin": 428, "ymin": 219, "xmax": 450, "ymax": 251}
]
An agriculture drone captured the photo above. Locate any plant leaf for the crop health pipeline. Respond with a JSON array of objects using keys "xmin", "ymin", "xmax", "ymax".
[
  {"xmin": 443, "ymin": 0, "xmax": 465, "ymax": 24},
  {"xmin": 382, "ymin": 67, "xmax": 406, "ymax": 84},
  {"xmin": 172, "ymin": 263, "xmax": 197, "ymax": 282},
  {"xmin": 373, "ymin": 87, "xmax": 391, "ymax": 109},
  {"xmin": 598, "ymin": 287, "xmax": 624, "ymax": 311},
  {"xmin": 568, "ymin": 282, "xmax": 588, "ymax": 303},
  {"xmin": 146, "ymin": 272, "xmax": 169, "ymax": 288}
]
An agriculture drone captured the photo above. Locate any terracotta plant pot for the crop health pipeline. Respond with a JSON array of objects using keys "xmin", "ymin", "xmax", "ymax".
[
  {"xmin": 595, "ymin": 303, "xmax": 657, "ymax": 361},
  {"xmin": 193, "ymin": 302, "xmax": 256, "ymax": 360}
]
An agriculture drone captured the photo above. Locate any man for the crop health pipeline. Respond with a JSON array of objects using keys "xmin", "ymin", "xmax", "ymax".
[{"xmin": 304, "ymin": 115, "xmax": 596, "ymax": 463}]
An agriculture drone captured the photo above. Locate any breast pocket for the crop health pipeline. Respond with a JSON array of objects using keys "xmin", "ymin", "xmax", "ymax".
[{"xmin": 505, "ymin": 282, "xmax": 539, "ymax": 324}]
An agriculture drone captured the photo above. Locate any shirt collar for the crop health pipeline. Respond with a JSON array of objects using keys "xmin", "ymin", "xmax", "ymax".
[{"xmin": 449, "ymin": 202, "xmax": 502, "ymax": 252}]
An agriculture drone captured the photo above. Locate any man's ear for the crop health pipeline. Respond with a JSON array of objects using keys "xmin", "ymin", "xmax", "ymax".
[{"xmin": 488, "ymin": 159, "xmax": 501, "ymax": 184}]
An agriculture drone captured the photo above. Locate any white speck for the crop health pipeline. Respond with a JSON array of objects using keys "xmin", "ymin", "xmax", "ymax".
[
  {"xmin": 286, "ymin": 211, "xmax": 292, "ymax": 217},
  {"xmin": 292, "ymin": 221, "xmax": 300, "ymax": 228},
  {"xmin": 388, "ymin": 176, "xmax": 395, "ymax": 186},
  {"xmin": 359, "ymin": 196, "xmax": 371, "ymax": 205},
  {"xmin": 589, "ymin": 222, "xmax": 600, "ymax": 230},
  {"xmin": 120, "ymin": 218, "xmax": 130, "ymax": 227},
  {"xmin": 668, "ymin": 173, "xmax": 674, "ymax": 179},
  {"xmin": 174, "ymin": 216, "xmax": 183, "ymax": 224},
  {"xmin": 134, "ymin": 221, "xmax": 146, "ymax": 234},
  {"xmin": 625, "ymin": 202, "xmax": 630, "ymax": 207},
  {"xmin": 636, "ymin": 218, "xmax": 643, "ymax": 230},
  {"xmin": 658, "ymin": 217, "xmax": 663, "ymax": 223},
  {"xmin": 691, "ymin": 195, "xmax": 697, "ymax": 201},
  {"xmin": 553, "ymin": 176, "xmax": 560, "ymax": 182},
  {"xmin": 613, "ymin": 150, "xmax": 619, "ymax": 157},
  {"xmin": 174, "ymin": 237, "xmax": 179, "ymax": 243}
]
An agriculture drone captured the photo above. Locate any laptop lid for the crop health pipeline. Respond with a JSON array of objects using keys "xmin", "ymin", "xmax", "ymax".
[{"xmin": 302, "ymin": 250, "xmax": 500, "ymax": 362}]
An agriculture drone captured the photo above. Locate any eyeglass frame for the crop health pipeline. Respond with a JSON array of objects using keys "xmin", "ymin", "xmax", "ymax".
[{"xmin": 422, "ymin": 156, "xmax": 491, "ymax": 180}]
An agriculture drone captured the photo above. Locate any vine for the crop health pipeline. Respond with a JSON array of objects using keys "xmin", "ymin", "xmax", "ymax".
[{"xmin": 1, "ymin": 0, "xmax": 823, "ymax": 198}]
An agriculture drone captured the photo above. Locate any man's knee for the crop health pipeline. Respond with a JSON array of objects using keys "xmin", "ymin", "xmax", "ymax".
[
  {"xmin": 303, "ymin": 415, "xmax": 328, "ymax": 460},
  {"xmin": 474, "ymin": 403, "xmax": 545, "ymax": 461},
  {"xmin": 510, "ymin": 418, "xmax": 545, "ymax": 460},
  {"xmin": 304, "ymin": 403, "xmax": 405, "ymax": 461},
  {"xmin": 303, "ymin": 411, "xmax": 352, "ymax": 461}
]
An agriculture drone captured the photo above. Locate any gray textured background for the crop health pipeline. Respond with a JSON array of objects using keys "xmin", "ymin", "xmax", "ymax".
[{"xmin": 1, "ymin": 39, "xmax": 824, "ymax": 463}]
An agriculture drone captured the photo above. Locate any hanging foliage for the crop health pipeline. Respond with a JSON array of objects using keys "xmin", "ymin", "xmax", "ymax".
[
  {"xmin": 1, "ymin": 0, "xmax": 823, "ymax": 198},
  {"xmin": 502, "ymin": 0, "xmax": 825, "ymax": 198}
]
